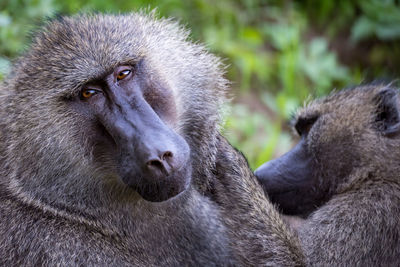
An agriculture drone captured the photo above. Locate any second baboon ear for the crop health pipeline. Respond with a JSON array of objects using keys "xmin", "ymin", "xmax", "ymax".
[{"xmin": 374, "ymin": 88, "xmax": 400, "ymax": 137}]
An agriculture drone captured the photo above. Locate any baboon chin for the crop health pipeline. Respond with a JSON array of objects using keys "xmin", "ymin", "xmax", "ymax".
[{"xmin": 255, "ymin": 85, "xmax": 400, "ymax": 265}]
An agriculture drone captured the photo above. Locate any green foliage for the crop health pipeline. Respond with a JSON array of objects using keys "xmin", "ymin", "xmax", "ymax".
[
  {"xmin": 352, "ymin": 0, "xmax": 400, "ymax": 41},
  {"xmin": 1, "ymin": 0, "xmax": 399, "ymax": 168},
  {"xmin": 223, "ymin": 103, "xmax": 292, "ymax": 170}
]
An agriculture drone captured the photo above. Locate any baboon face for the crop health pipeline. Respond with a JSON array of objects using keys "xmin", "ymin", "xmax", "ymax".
[
  {"xmin": 69, "ymin": 62, "xmax": 191, "ymax": 202},
  {"xmin": 6, "ymin": 15, "xmax": 217, "ymax": 203},
  {"xmin": 255, "ymin": 86, "xmax": 400, "ymax": 216}
]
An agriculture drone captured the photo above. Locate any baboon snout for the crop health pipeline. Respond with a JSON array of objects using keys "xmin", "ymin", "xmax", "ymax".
[
  {"xmin": 90, "ymin": 64, "xmax": 192, "ymax": 202},
  {"xmin": 254, "ymin": 139, "xmax": 319, "ymax": 216},
  {"xmin": 116, "ymin": 128, "xmax": 191, "ymax": 202}
]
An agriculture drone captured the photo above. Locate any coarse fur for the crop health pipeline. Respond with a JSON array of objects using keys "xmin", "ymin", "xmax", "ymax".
[
  {"xmin": 0, "ymin": 13, "xmax": 234, "ymax": 266},
  {"xmin": 298, "ymin": 85, "xmax": 400, "ymax": 266},
  {"xmin": 213, "ymin": 135, "xmax": 305, "ymax": 266},
  {"xmin": 257, "ymin": 85, "xmax": 400, "ymax": 266}
]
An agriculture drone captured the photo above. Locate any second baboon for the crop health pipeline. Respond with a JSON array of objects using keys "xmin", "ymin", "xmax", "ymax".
[{"xmin": 255, "ymin": 85, "xmax": 400, "ymax": 265}]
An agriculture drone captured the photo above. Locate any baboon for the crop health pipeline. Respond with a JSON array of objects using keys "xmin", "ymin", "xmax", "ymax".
[
  {"xmin": 0, "ymin": 12, "xmax": 304, "ymax": 266},
  {"xmin": 0, "ymin": 13, "xmax": 236, "ymax": 265},
  {"xmin": 255, "ymin": 85, "xmax": 400, "ymax": 265}
]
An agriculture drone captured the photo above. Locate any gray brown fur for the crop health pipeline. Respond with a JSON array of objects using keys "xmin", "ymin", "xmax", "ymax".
[
  {"xmin": 0, "ymin": 13, "xmax": 236, "ymax": 266},
  {"xmin": 281, "ymin": 215, "xmax": 305, "ymax": 233},
  {"xmin": 293, "ymin": 85, "xmax": 400, "ymax": 266},
  {"xmin": 213, "ymin": 136, "xmax": 305, "ymax": 266}
]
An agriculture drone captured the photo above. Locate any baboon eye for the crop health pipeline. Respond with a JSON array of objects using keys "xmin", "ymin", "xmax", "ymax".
[
  {"xmin": 80, "ymin": 88, "xmax": 99, "ymax": 99},
  {"xmin": 117, "ymin": 69, "xmax": 131, "ymax": 81}
]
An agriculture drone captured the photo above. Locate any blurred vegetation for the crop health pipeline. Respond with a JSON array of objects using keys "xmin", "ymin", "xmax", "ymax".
[{"xmin": 1, "ymin": 0, "xmax": 400, "ymax": 169}]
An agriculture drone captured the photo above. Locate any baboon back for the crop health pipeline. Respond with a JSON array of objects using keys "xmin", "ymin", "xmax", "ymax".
[{"xmin": 256, "ymin": 85, "xmax": 400, "ymax": 266}]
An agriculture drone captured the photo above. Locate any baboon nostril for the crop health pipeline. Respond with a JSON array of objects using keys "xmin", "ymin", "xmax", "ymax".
[
  {"xmin": 147, "ymin": 159, "xmax": 163, "ymax": 168},
  {"xmin": 162, "ymin": 151, "xmax": 173, "ymax": 160},
  {"xmin": 146, "ymin": 156, "xmax": 172, "ymax": 176}
]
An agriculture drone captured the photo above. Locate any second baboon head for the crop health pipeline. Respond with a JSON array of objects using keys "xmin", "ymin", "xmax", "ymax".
[{"xmin": 255, "ymin": 85, "xmax": 400, "ymax": 216}]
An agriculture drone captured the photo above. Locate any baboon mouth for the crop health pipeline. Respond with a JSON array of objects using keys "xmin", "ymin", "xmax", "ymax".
[
  {"xmin": 121, "ymin": 165, "xmax": 191, "ymax": 202},
  {"xmin": 134, "ymin": 176, "xmax": 190, "ymax": 202}
]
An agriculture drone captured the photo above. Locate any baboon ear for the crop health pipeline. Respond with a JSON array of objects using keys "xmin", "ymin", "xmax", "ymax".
[{"xmin": 374, "ymin": 88, "xmax": 400, "ymax": 137}]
